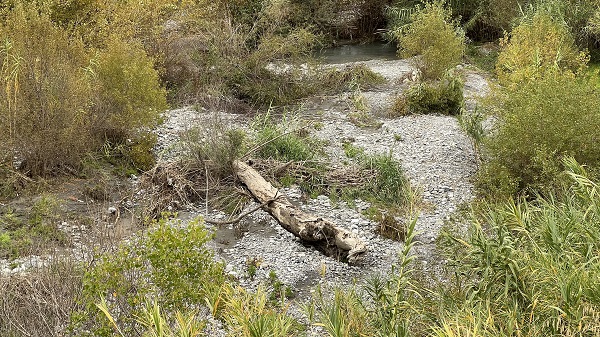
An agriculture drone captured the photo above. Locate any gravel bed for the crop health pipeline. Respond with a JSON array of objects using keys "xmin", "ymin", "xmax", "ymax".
[
  {"xmin": 149, "ymin": 59, "xmax": 489, "ymax": 336},
  {"xmin": 0, "ymin": 57, "xmax": 488, "ymax": 336}
]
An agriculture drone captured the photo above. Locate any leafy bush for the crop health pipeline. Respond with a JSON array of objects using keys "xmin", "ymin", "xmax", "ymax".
[
  {"xmin": 478, "ymin": 74, "xmax": 600, "ymax": 198},
  {"xmin": 396, "ymin": 0, "xmax": 465, "ymax": 80},
  {"xmin": 92, "ymin": 37, "xmax": 166, "ymax": 143},
  {"xmin": 404, "ymin": 72, "xmax": 464, "ymax": 115},
  {"xmin": 73, "ymin": 215, "xmax": 225, "ymax": 336},
  {"xmin": 496, "ymin": 11, "xmax": 589, "ymax": 86}
]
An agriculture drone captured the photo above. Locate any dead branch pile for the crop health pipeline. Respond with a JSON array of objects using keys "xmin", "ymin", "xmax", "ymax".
[{"xmin": 139, "ymin": 162, "xmax": 206, "ymax": 219}]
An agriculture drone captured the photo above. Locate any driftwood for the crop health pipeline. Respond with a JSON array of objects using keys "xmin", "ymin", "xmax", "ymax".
[{"xmin": 233, "ymin": 160, "xmax": 367, "ymax": 263}]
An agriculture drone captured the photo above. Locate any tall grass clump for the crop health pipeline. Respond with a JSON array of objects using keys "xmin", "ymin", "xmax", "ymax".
[
  {"xmin": 477, "ymin": 74, "xmax": 600, "ymax": 198},
  {"xmin": 337, "ymin": 148, "xmax": 417, "ymax": 214},
  {"xmin": 0, "ymin": 4, "xmax": 94, "ymax": 176},
  {"xmin": 310, "ymin": 218, "xmax": 420, "ymax": 336},
  {"xmin": 403, "ymin": 71, "xmax": 464, "ymax": 115},
  {"xmin": 394, "ymin": 0, "xmax": 465, "ymax": 80},
  {"xmin": 251, "ymin": 113, "xmax": 317, "ymax": 162},
  {"xmin": 439, "ymin": 158, "xmax": 600, "ymax": 335}
]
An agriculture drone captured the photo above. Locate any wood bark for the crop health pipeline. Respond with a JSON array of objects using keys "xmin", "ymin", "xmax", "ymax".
[{"xmin": 233, "ymin": 160, "xmax": 367, "ymax": 263}]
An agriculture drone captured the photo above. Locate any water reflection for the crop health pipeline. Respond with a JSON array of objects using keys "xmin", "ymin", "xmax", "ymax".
[{"xmin": 317, "ymin": 41, "xmax": 399, "ymax": 64}]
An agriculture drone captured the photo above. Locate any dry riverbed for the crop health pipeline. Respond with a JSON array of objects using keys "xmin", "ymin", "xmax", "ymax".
[{"xmin": 1, "ymin": 57, "xmax": 489, "ymax": 336}]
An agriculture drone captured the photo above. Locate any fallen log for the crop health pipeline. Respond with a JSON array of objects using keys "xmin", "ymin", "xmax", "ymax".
[{"xmin": 233, "ymin": 160, "xmax": 367, "ymax": 263}]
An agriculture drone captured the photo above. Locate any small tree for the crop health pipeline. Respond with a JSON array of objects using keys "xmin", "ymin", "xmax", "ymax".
[{"xmin": 396, "ymin": 0, "xmax": 465, "ymax": 80}]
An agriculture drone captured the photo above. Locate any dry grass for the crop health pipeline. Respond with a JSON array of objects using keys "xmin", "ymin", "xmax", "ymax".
[{"xmin": 0, "ymin": 259, "xmax": 84, "ymax": 337}]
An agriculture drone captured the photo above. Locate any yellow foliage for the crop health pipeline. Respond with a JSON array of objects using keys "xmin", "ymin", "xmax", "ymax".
[
  {"xmin": 0, "ymin": 1, "xmax": 169, "ymax": 176},
  {"xmin": 0, "ymin": 3, "xmax": 94, "ymax": 175},
  {"xmin": 398, "ymin": 0, "xmax": 465, "ymax": 80},
  {"xmin": 92, "ymin": 36, "xmax": 167, "ymax": 141},
  {"xmin": 496, "ymin": 13, "xmax": 589, "ymax": 86}
]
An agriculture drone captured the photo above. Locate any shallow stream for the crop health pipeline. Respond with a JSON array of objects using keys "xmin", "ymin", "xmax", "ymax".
[{"xmin": 316, "ymin": 41, "xmax": 399, "ymax": 64}]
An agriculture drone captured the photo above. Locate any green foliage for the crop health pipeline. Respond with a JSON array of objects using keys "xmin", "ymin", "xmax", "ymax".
[
  {"xmin": 339, "ymin": 150, "xmax": 415, "ymax": 211},
  {"xmin": 267, "ymin": 270, "xmax": 294, "ymax": 303},
  {"xmin": 288, "ymin": 0, "xmax": 393, "ymax": 41},
  {"xmin": 439, "ymin": 159, "xmax": 600, "ymax": 335},
  {"xmin": 0, "ymin": 195, "xmax": 67, "ymax": 259},
  {"xmin": 404, "ymin": 72, "xmax": 464, "ymax": 115},
  {"xmin": 478, "ymin": 74, "xmax": 600, "ymax": 198},
  {"xmin": 74, "ymin": 215, "xmax": 225, "ymax": 336},
  {"xmin": 496, "ymin": 11, "xmax": 589, "ymax": 86},
  {"xmin": 311, "ymin": 218, "xmax": 419, "ymax": 336},
  {"xmin": 252, "ymin": 113, "xmax": 317, "ymax": 162},
  {"xmin": 308, "ymin": 163, "xmax": 600, "ymax": 335},
  {"xmin": 458, "ymin": 106, "xmax": 486, "ymax": 164},
  {"xmin": 97, "ymin": 298, "xmax": 205, "ymax": 337},
  {"xmin": 92, "ymin": 37, "xmax": 166, "ymax": 143},
  {"xmin": 450, "ymin": 0, "xmax": 523, "ymax": 41},
  {"xmin": 221, "ymin": 285, "xmax": 301, "ymax": 337},
  {"xmin": 342, "ymin": 142, "xmax": 365, "ymax": 159},
  {"xmin": 396, "ymin": 0, "xmax": 465, "ymax": 80},
  {"xmin": 362, "ymin": 153, "xmax": 412, "ymax": 207},
  {"xmin": 465, "ymin": 42, "xmax": 500, "ymax": 72}
]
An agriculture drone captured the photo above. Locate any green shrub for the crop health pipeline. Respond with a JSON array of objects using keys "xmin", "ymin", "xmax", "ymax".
[
  {"xmin": 73, "ymin": 215, "xmax": 225, "ymax": 336},
  {"xmin": 396, "ymin": 0, "xmax": 465, "ymax": 80},
  {"xmin": 404, "ymin": 72, "xmax": 464, "ymax": 115},
  {"xmin": 92, "ymin": 37, "xmax": 166, "ymax": 143},
  {"xmin": 0, "ymin": 3, "xmax": 167, "ymax": 177},
  {"xmin": 496, "ymin": 11, "xmax": 589, "ymax": 86},
  {"xmin": 478, "ymin": 74, "xmax": 600, "ymax": 198}
]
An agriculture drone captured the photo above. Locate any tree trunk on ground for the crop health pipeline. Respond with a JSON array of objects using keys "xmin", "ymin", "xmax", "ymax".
[{"xmin": 232, "ymin": 160, "xmax": 367, "ymax": 264}]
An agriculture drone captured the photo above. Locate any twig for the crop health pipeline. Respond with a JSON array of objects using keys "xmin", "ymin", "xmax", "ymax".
[
  {"xmin": 205, "ymin": 161, "xmax": 209, "ymax": 216},
  {"xmin": 204, "ymin": 195, "xmax": 280, "ymax": 225}
]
